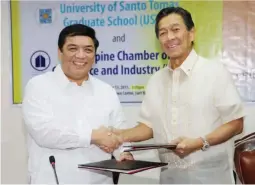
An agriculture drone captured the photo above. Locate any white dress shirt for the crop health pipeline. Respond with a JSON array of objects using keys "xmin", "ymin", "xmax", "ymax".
[
  {"xmin": 138, "ymin": 49, "xmax": 245, "ymax": 184},
  {"xmin": 22, "ymin": 65, "xmax": 126, "ymax": 184}
]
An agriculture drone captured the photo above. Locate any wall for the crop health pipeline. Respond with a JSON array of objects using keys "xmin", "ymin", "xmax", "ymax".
[
  {"xmin": 1, "ymin": 2, "xmax": 28, "ymax": 183},
  {"xmin": 1, "ymin": 1, "xmax": 255, "ymax": 184}
]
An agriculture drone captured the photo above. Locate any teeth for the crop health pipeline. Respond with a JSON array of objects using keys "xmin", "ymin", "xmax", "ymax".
[
  {"xmin": 73, "ymin": 62, "xmax": 85, "ymax": 66},
  {"xmin": 169, "ymin": 45, "xmax": 176, "ymax": 48}
]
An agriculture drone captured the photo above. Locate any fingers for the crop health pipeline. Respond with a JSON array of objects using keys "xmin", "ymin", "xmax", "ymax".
[
  {"xmin": 170, "ymin": 137, "xmax": 199, "ymax": 158},
  {"xmin": 114, "ymin": 134, "xmax": 124, "ymax": 145},
  {"xmin": 104, "ymin": 128, "xmax": 122, "ymax": 147},
  {"xmin": 109, "ymin": 127, "xmax": 125, "ymax": 143},
  {"xmin": 174, "ymin": 151, "xmax": 185, "ymax": 158},
  {"xmin": 174, "ymin": 148, "xmax": 184, "ymax": 154},
  {"xmin": 103, "ymin": 138, "xmax": 119, "ymax": 150},
  {"xmin": 110, "ymin": 134, "xmax": 123, "ymax": 148},
  {"xmin": 176, "ymin": 142, "xmax": 186, "ymax": 149},
  {"xmin": 118, "ymin": 152, "xmax": 134, "ymax": 161},
  {"xmin": 100, "ymin": 134, "xmax": 122, "ymax": 152},
  {"xmin": 174, "ymin": 140, "xmax": 190, "ymax": 158},
  {"xmin": 173, "ymin": 144, "xmax": 186, "ymax": 158},
  {"xmin": 125, "ymin": 154, "xmax": 134, "ymax": 160},
  {"xmin": 107, "ymin": 127, "xmax": 123, "ymax": 149},
  {"xmin": 95, "ymin": 126, "xmax": 124, "ymax": 152}
]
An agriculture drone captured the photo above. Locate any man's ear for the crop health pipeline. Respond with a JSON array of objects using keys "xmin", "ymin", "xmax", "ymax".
[
  {"xmin": 58, "ymin": 48, "xmax": 62, "ymax": 61},
  {"xmin": 189, "ymin": 27, "xmax": 195, "ymax": 43}
]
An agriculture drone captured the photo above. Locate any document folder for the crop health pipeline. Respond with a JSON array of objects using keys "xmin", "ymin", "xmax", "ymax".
[
  {"xmin": 78, "ymin": 159, "xmax": 168, "ymax": 174},
  {"xmin": 123, "ymin": 143, "xmax": 177, "ymax": 152}
]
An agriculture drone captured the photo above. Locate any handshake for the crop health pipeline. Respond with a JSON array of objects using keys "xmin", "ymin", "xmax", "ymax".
[{"xmin": 91, "ymin": 126, "xmax": 124, "ymax": 153}]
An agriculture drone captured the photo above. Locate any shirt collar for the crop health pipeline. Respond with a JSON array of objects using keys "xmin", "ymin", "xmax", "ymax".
[
  {"xmin": 167, "ymin": 49, "xmax": 199, "ymax": 77},
  {"xmin": 54, "ymin": 64, "xmax": 93, "ymax": 90}
]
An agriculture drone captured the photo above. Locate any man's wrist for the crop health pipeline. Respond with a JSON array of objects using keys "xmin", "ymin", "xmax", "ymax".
[
  {"xmin": 120, "ymin": 130, "xmax": 130, "ymax": 142},
  {"xmin": 195, "ymin": 137, "xmax": 204, "ymax": 150},
  {"xmin": 91, "ymin": 129, "xmax": 98, "ymax": 145},
  {"xmin": 200, "ymin": 136, "xmax": 210, "ymax": 151}
]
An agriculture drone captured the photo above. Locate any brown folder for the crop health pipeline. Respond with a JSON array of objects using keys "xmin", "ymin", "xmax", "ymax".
[
  {"xmin": 78, "ymin": 159, "xmax": 167, "ymax": 174},
  {"xmin": 123, "ymin": 143, "xmax": 177, "ymax": 152}
]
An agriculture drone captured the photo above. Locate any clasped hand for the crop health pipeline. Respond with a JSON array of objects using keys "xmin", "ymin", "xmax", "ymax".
[
  {"xmin": 92, "ymin": 126, "xmax": 133, "ymax": 161},
  {"xmin": 92, "ymin": 126, "xmax": 123, "ymax": 153},
  {"xmin": 170, "ymin": 136, "xmax": 203, "ymax": 158}
]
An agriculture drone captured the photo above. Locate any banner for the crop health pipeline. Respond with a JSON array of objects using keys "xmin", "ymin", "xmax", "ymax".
[{"xmin": 11, "ymin": 1, "xmax": 255, "ymax": 104}]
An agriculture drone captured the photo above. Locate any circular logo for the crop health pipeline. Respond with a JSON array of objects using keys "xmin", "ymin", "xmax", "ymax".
[{"xmin": 30, "ymin": 50, "xmax": 51, "ymax": 71}]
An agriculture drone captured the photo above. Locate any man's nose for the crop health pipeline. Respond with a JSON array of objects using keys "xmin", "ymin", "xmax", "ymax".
[
  {"xmin": 167, "ymin": 31, "xmax": 175, "ymax": 41},
  {"xmin": 75, "ymin": 49, "xmax": 86, "ymax": 58}
]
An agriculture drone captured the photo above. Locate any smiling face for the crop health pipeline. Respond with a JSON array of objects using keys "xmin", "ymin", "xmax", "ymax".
[
  {"xmin": 158, "ymin": 13, "xmax": 195, "ymax": 60},
  {"xmin": 58, "ymin": 35, "xmax": 95, "ymax": 83}
]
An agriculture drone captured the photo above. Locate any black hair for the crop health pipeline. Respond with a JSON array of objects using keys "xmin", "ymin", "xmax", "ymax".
[
  {"xmin": 155, "ymin": 7, "xmax": 195, "ymax": 38},
  {"xmin": 58, "ymin": 24, "xmax": 99, "ymax": 52}
]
